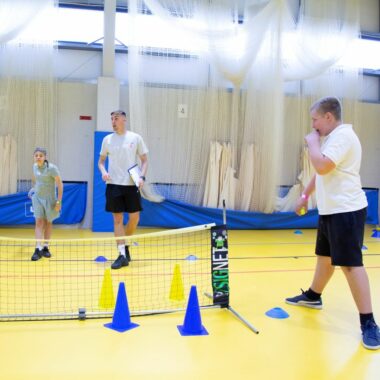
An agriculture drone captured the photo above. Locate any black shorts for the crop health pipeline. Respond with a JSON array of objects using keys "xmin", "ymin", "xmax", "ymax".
[
  {"xmin": 105, "ymin": 184, "xmax": 142, "ymax": 213},
  {"xmin": 315, "ymin": 207, "xmax": 367, "ymax": 267}
]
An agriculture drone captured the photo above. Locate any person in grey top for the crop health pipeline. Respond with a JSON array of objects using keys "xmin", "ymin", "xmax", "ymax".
[{"xmin": 29, "ymin": 147, "xmax": 63, "ymax": 261}]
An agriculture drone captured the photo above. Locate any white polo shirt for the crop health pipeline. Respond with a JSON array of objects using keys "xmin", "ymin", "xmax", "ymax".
[
  {"xmin": 100, "ymin": 131, "xmax": 148, "ymax": 186},
  {"xmin": 316, "ymin": 124, "xmax": 367, "ymax": 215}
]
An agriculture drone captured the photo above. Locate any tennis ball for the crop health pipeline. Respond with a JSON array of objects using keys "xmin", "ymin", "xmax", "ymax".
[{"xmin": 299, "ymin": 207, "xmax": 306, "ymax": 216}]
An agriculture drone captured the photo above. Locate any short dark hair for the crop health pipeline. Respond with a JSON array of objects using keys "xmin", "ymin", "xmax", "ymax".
[
  {"xmin": 34, "ymin": 147, "xmax": 47, "ymax": 155},
  {"xmin": 110, "ymin": 110, "xmax": 126, "ymax": 117},
  {"xmin": 310, "ymin": 97, "xmax": 342, "ymax": 121}
]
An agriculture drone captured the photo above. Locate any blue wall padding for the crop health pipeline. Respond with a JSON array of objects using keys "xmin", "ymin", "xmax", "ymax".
[
  {"xmin": 92, "ymin": 131, "xmax": 378, "ymax": 231},
  {"xmin": 0, "ymin": 182, "xmax": 87, "ymax": 225},
  {"xmin": 93, "ymin": 191, "xmax": 378, "ymax": 232}
]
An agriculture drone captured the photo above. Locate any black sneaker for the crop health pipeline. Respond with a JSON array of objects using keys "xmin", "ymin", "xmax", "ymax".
[
  {"xmin": 361, "ymin": 320, "xmax": 380, "ymax": 350},
  {"xmin": 31, "ymin": 248, "xmax": 42, "ymax": 261},
  {"xmin": 125, "ymin": 245, "xmax": 131, "ymax": 262},
  {"xmin": 285, "ymin": 289, "xmax": 323, "ymax": 310},
  {"xmin": 41, "ymin": 246, "xmax": 51, "ymax": 258},
  {"xmin": 111, "ymin": 254, "xmax": 129, "ymax": 269}
]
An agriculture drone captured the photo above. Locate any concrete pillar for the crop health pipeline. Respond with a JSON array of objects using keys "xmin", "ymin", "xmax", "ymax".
[{"xmin": 97, "ymin": 0, "xmax": 119, "ymax": 132}]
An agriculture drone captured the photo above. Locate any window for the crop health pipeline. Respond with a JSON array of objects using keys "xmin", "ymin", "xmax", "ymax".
[
  {"xmin": 16, "ymin": 7, "xmax": 103, "ymax": 45},
  {"xmin": 13, "ymin": 4, "xmax": 380, "ymax": 88}
]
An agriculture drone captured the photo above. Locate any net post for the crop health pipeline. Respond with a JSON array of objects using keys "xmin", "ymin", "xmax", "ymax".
[
  {"xmin": 210, "ymin": 225, "xmax": 229, "ymax": 307},
  {"xmin": 211, "ymin": 201, "xmax": 259, "ymax": 334},
  {"xmin": 222, "ymin": 199, "xmax": 226, "ymax": 225}
]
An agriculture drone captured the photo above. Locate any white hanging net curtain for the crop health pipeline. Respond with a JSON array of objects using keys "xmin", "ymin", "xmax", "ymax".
[
  {"xmin": 0, "ymin": 0, "xmax": 57, "ymax": 194},
  {"xmin": 126, "ymin": 0, "xmax": 361, "ymax": 213}
]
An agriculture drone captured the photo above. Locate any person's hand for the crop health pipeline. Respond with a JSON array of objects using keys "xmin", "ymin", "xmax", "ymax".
[
  {"xmin": 28, "ymin": 188, "xmax": 35, "ymax": 199},
  {"xmin": 138, "ymin": 177, "xmax": 145, "ymax": 189},
  {"xmin": 102, "ymin": 172, "xmax": 111, "ymax": 182},
  {"xmin": 295, "ymin": 195, "xmax": 308, "ymax": 216},
  {"xmin": 54, "ymin": 200, "xmax": 62, "ymax": 212},
  {"xmin": 304, "ymin": 130, "xmax": 320, "ymax": 146}
]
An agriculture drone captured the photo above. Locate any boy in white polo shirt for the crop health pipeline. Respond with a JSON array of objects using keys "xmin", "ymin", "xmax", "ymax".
[
  {"xmin": 98, "ymin": 110, "xmax": 148, "ymax": 270},
  {"xmin": 285, "ymin": 97, "xmax": 380, "ymax": 350}
]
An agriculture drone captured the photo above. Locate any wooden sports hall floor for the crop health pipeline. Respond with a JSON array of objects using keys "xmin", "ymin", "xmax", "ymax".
[{"xmin": 0, "ymin": 225, "xmax": 379, "ymax": 380}]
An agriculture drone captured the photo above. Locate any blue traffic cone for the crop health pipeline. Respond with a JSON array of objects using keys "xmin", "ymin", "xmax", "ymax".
[
  {"xmin": 104, "ymin": 282, "xmax": 139, "ymax": 332},
  {"xmin": 177, "ymin": 285, "xmax": 208, "ymax": 336}
]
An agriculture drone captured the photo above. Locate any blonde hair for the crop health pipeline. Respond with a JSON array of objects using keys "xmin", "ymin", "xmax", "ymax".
[{"xmin": 310, "ymin": 97, "xmax": 342, "ymax": 121}]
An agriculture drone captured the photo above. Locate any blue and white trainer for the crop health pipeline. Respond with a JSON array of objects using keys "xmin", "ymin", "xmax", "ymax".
[
  {"xmin": 285, "ymin": 289, "xmax": 323, "ymax": 310},
  {"xmin": 361, "ymin": 320, "xmax": 380, "ymax": 350}
]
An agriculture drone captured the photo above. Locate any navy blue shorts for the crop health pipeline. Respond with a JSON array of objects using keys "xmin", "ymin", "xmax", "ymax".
[
  {"xmin": 105, "ymin": 184, "xmax": 142, "ymax": 213},
  {"xmin": 315, "ymin": 207, "xmax": 367, "ymax": 267}
]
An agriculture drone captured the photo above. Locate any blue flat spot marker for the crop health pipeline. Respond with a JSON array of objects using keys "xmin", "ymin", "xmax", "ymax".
[
  {"xmin": 132, "ymin": 242, "xmax": 139, "ymax": 246},
  {"xmin": 265, "ymin": 307, "xmax": 289, "ymax": 319},
  {"xmin": 186, "ymin": 254, "xmax": 198, "ymax": 261},
  {"xmin": 94, "ymin": 256, "xmax": 108, "ymax": 262},
  {"xmin": 294, "ymin": 230, "xmax": 303, "ymax": 235},
  {"xmin": 371, "ymin": 229, "xmax": 380, "ymax": 238},
  {"xmin": 362, "ymin": 245, "xmax": 368, "ymax": 250}
]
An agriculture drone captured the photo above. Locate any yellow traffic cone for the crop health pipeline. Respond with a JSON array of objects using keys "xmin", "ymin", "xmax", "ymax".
[
  {"xmin": 99, "ymin": 268, "xmax": 115, "ymax": 309},
  {"xmin": 169, "ymin": 264, "xmax": 185, "ymax": 301}
]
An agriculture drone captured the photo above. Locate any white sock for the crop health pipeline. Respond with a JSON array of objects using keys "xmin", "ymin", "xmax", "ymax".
[
  {"xmin": 36, "ymin": 243, "xmax": 42, "ymax": 250},
  {"xmin": 118, "ymin": 244, "xmax": 126, "ymax": 257}
]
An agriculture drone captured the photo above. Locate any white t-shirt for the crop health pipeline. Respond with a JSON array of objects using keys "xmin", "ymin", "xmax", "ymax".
[
  {"xmin": 316, "ymin": 123, "xmax": 367, "ymax": 215},
  {"xmin": 100, "ymin": 131, "xmax": 148, "ymax": 186}
]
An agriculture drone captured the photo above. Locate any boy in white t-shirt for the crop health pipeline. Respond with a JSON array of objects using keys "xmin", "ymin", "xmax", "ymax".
[
  {"xmin": 98, "ymin": 110, "xmax": 148, "ymax": 269},
  {"xmin": 285, "ymin": 97, "xmax": 380, "ymax": 350}
]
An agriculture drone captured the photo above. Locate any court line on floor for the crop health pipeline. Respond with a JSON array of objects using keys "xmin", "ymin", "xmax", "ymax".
[
  {"xmin": 231, "ymin": 253, "xmax": 380, "ymax": 259},
  {"xmin": 230, "ymin": 240, "xmax": 380, "ymax": 246},
  {"xmin": 1, "ymin": 252, "xmax": 380, "ymax": 263},
  {"xmin": 230, "ymin": 265, "xmax": 380, "ymax": 274},
  {"xmin": 2, "ymin": 265, "xmax": 379, "ymax": 279}
]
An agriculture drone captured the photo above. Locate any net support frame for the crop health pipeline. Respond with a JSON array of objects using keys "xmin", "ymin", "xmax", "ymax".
[{"xmin": 217, "ymin": 199, "xmax": 259, "ymax": 334}]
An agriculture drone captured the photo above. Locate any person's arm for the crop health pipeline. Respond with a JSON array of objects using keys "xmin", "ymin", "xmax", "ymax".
[
  {"xmin": 98, "ymin": 155, "xmax": 111, "ymax": 181},
  {"xmin": 54, "ymin": 175, "xmax": 63, "ymax": 211},
  {"xmin": 302, "ymin": 175, "xmax": 315, "ymax": 199},
  {"xmin": 305, "ymin": 131, "xmax": 336, "ymax": 175},
  {"xmin": 138, "ymin": 153, "xmax": 148, "ymax": 188}
]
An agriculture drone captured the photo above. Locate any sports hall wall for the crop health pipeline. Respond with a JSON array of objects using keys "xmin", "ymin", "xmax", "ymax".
[
  {"xmin": 56, "ymin": 81, "xmax": 380, "ymax": 228},
  {"xmin": 48, "ymin": 1, "xmax": 380, "ymax": 227}
]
